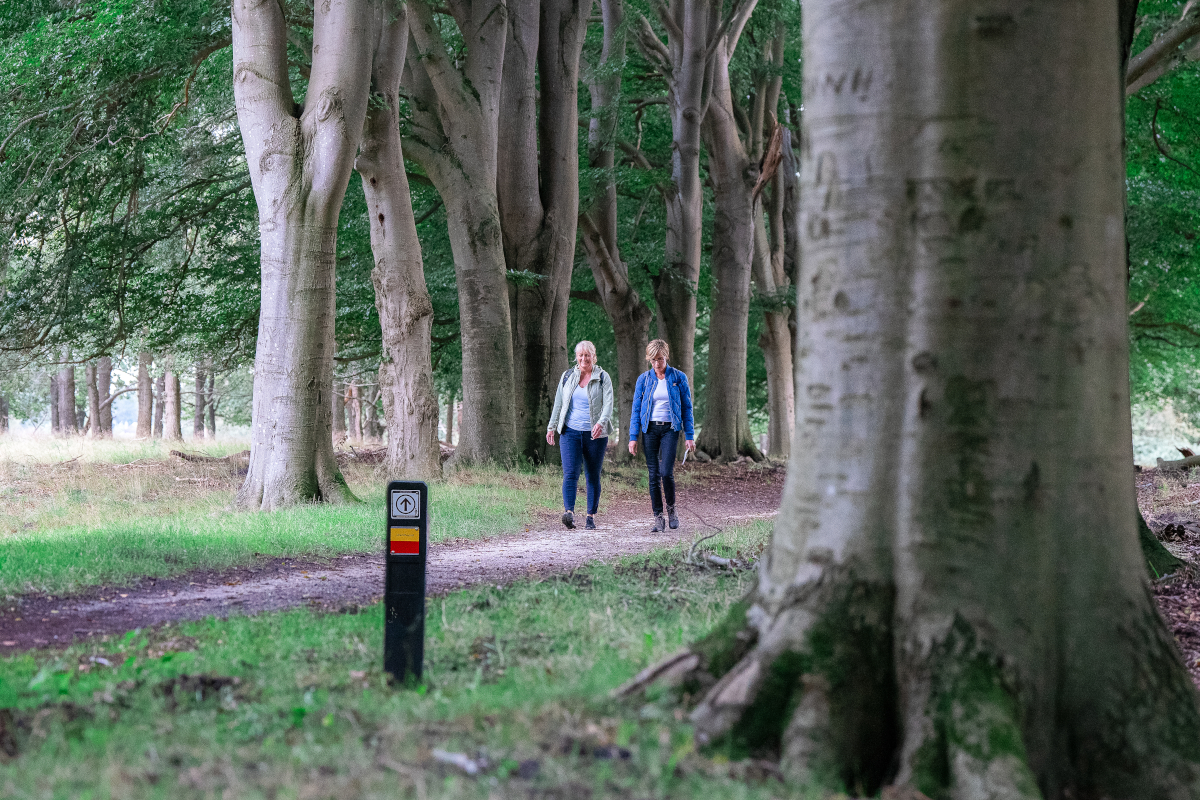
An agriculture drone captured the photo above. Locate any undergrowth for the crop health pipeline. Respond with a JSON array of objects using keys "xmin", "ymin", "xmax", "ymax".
[{"xmin": 0, "ymin": 522, "xmax": 814, "ymax": 799}]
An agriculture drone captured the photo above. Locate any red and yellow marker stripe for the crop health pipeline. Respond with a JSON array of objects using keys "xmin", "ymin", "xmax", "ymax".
[{"xmin": 389, "ymin": 527, "xmax": 420, "ymax": 555}]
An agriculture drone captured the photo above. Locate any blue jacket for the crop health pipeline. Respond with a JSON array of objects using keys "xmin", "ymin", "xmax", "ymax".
[{"xmin": 629, "ymin": 366, "xmax": 695, "ymax": 440}]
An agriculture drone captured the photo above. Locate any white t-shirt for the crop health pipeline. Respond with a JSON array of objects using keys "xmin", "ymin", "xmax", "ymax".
[
  {"xmin": 566, "ymin": 384, "xmax": 592, "ymax": 431},
  {"xmin": 650, "ymin": 377, "xmax": 671, "ymax": 422}
]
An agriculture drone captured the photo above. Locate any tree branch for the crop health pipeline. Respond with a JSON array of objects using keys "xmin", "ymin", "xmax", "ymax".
[{"xmin": 1127, "ymin": 6, "xmax": 1200, "ymax": 91}]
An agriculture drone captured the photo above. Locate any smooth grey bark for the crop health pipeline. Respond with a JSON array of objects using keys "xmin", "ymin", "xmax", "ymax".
[
  {"xmin": 356, "ymin": 3, "xmax": 441, "ymax": 479},
  {"xmin": 403, "ymin": 0, "xmax": 517, "ymax": 466},
  {"xmin": 135, "ymin": 351, "xmax": 152, "ymax": 438},
  {"xmin": 0, "ymin": 394, "xmax": 7, "ymax": 434},
  {"xmin": 498, "ymin": 0, "xmax": 588, "ymax": 463},
  {"xmin": 634, "ymin": 2, "xmax": 719, "ymax": 387},
  {"xmin": 58, "ymin": 359, "xmax": 78, "ymax": 436},
  {"xmin": 633, "ymin": 2, "xmax": 1200, "ymax": 796},
  {"xmin": 85, "ymin": 363, "xmax": 100, "ymax": 439},
  {"xmin": 164, "ymin": 367, "xmax": 182, "ymax": 441},
  {"xmin": 580, "ymin": 0, "xmax": 652, "ymax": 455},
  {"xmin": 96, "ymin": 356, "xmax": 112, "ymax": 437},
  {"xmin": 193, "ymin": 362, "xmax": 207, "ymax": 439},
  {"xmin": 444, "ymin": 391, "xmax": 455, "ymax": 445},
  {"xmin": 152, "ymin": 373, "xmax": 165, "ymax": 439},
  {"xmin": 233, "ymin": 0, "xmax": 374, "ymax": 508},
  {"xmin": 694, "ymin": 1, "xmax": 762, "ymax": 463}
]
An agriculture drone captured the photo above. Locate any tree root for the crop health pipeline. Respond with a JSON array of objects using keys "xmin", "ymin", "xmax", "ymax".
[{"xmin": 170, "ymin": 449, "xmax": 250, "ymax": 466}]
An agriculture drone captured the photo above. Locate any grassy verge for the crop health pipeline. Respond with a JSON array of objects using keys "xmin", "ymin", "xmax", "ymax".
[
  {"xmin": 0, "ymin": 522, "xmax": 814, "ymax": 799},
  {"xmin": 0, "ymin": 441, "xmax": 562, "ymax": 595}
]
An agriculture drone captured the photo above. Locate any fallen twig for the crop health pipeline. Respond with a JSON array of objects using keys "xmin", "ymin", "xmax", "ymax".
[{"xmin": 50, "ymin": 455, "xmax": 83, "ymax": 467}]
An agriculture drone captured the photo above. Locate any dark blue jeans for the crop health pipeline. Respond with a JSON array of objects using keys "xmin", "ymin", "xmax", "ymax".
[
  {"xmin": 559, "ymin": 428, "xmax": 607, "ymax": 515},
  {"xmin": 643, "ymin": 421, "xmax": 678, "ymax": 514}
]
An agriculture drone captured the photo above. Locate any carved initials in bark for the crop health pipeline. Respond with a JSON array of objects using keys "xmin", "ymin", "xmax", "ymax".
[{"xmin": 625, "ymin": 2, "xmax": 1200, "ymax": 797}]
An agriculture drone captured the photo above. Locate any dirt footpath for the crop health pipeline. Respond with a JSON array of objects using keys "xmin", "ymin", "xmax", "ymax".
[{"xmin": 0, "ymin": 465, "xmax": 784, "ymax": 652}]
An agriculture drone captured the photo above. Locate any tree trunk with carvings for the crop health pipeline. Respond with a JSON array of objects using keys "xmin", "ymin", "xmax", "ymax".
[
  {"xmin": 626, "ymin": 3, "xmax": 1200, "ymax": 796},
  {"xmin": 403, "ymin": 0, "xmax": 516, "ymax": 466},
  {"xmin": 580, "ymin": 0, "xmax": 652, "ymax": 455},
  {"xmin": 694, "ymin": 4, "xmax": 762, "ymax": 463},
  {"xmin": 357, "ymin": 2, "xmax": 441, "ymax": 479},
  {"xmin": 498, "ymin": 0, "xmax": 588, "ymax": 463},
  {"xmin": 232, "ymin": 0, "xmax": 373, "ymax": 507}
]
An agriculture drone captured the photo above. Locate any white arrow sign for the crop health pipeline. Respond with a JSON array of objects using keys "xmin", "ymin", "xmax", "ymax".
[{"xmin": 390, "ymin": 489, "xmax": 421, "ymax": 519}]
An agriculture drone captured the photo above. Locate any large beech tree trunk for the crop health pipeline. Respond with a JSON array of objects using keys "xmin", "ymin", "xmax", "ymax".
[
  {"xmin": 152, "ymin": 373, "xmax": 165, "ymax": 439},
  {"xmin": 135, "ymin": 351, "xmax": 152, "ymax": 438},
  {"xmin": 49, "ymin": 374, "xmax": 60, "ymax": 434},
  {"xmin": 635, "ymin": 3, "xmax": 718, "ymax": 387},
  {"xmin": 58, "ymin": 358, "xmax": 78, "ymax": 436},
  {"xmin": 357, "ymin": 3, "xmax": 441, "ymax": 479},
  {"xmin": 403, "ymin": 0, "xmax": 516, "ymax": 466},
  {"xmin": 752, "ymin": 27, "xmax": 794, "ymax": 460},
  {"xmin": 96, "ymin": 356, "xmax": 112, "ymax": 437},
  {"xmin": 633, "ymin": 3, "xmax": 1200, "ymax": 796},
  {"xmin": 498, "ymin": 0, "xmax": 587, "ymax": 463},
  {"xmin": 85, "ymin": 363, "xmax": 100, "ymax": 439},
  {"xmin": 232, "ymin": 0, "xmax": 374, "ymax": 508},
  {"xmin": 695, "ymin": 10, "xmax": 762, "ymax": 463},
  {"xmin": 193, "ymin": 362, "xmax": 207, "ymax": 440},
  {"xmin": 580, "ymin": 0, "xmax": 652, "ymax": 456},
  {"xmin": 164, "ymin": 367, "xmax": 182, "ymax": 441}
]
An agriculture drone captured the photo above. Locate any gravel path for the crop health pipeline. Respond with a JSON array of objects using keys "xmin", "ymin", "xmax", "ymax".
[{"xmin": 0, "ymin": 465, "xmax": 785, "ymax": 652}]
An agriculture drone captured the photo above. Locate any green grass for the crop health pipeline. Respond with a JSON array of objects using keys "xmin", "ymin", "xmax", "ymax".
[
  {"xmin": 0, "ymin": 467, "xmax": 561, "ymax": 595},
  {"xmin": 0, "ymin": 522, "xmax": 819, "ymax": 799}
]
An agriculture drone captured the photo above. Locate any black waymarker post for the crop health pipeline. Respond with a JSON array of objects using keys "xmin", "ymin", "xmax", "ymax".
[{"xmin": 384, "ymin": 480, "xmax": 428, "ymax": 685}]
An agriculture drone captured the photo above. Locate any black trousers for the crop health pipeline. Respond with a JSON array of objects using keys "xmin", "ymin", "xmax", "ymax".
[{"xmin": 643, "ymin": 421, "xmax": 678, "ymax": 515}]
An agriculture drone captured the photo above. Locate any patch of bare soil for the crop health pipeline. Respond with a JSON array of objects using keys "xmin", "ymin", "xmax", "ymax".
[{"xmin": 0, "ymin": 463, "xmax": 784, "ymax": 653}]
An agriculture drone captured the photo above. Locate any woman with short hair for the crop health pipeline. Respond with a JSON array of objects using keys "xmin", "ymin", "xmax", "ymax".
[
  {"xmin": 628, "ymin": 340, "xmax": 695, "ymax": 531},
  {"xmin": 546, "ymin": 341, "xmax": 616, "ymax": 530}
]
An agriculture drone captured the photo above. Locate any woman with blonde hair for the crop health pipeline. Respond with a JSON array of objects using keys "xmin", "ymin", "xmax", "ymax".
[
  {"xmin": 546, "ymin": 341, "xmax": 616, "ymax": 530},
  {"xmin": 628, "ymin": 339, "xmax": 695, "ymax": 531}
]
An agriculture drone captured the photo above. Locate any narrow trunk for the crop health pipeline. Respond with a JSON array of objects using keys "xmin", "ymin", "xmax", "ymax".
[
  {"xmin": 403, "ymin": 0, "xmax": 517, "ymax": 466},
  {"xmin": 59, "ymin": 360, "xmax": 78, "ymax": 436},
  {"xmin": 333, "ymin": 380, "xmax": 347, "ymax": 445},
  {"xmin": 152, "ymin": 374, "xmax": 165, "ymax": 439},
  {"xmin": 135, "ymin": 351, "xmax": 152, "ymax": 438},
  {"xmin": 357, "ymin": 3, "xmax": 440, "ymax": 478},
  {"xmin": 0, "ymin": 394, "xmax": 7, "ymax": 434},
  {"xmin": 499, "ymin": 0, "xmax": 587, "ymax": 464},
  {"xmin": 581, "ymin": 0, "xmax": 652, "ymax": 453},
  {"xmin": 85, "ymin": 363, "xmax": 101, "ymax": 440},
  {"xmin": 96, "ymin": 356, "xmax": 112, "ymax": 437},
  {"xmin": 205, "ymin": 369, "xmax": 216, "ymax": 438},
  {"xmin": 753, "ymin": 28, "xmax": 794, "ymax": 460},
  {"xmin": 193, "ymin": 362, "xmax": 207, "ymax": 440},
  {"xmin": 232, "ymin": 0, "xmax": 372, "ymax": 508},
  {"xmin": 445, "ymin": 391, "xmax": 455, "ymax": 445},
  {"xmin": 346, "ymin": 382, "xmax": 361, "ymax": 442},
  {"xmin": 49, "ymin": 374, "xmax": 60, "ymax": 434},
  {"xmin": 695, "ymin": 20, "xmax": 762, "ymax": 462},
  {"xmin": 164, "ymin": 369, "xmax": 182, "ymax": 441},
  {"xmin": 648, "ymin": 2, "xmax": 1200, "ymax": 796}
]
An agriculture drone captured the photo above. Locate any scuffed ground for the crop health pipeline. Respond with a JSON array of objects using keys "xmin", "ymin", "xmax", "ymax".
[{"xmin": 0, "ymin": 464, "xmax": 784, "ymax": 652}]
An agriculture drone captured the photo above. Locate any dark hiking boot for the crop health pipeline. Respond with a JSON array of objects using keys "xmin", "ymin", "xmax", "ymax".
[
  {"xmin": 585, "ymin": 515, "xmax": 596, "ymax": 530},
  {"xmin": 651, "ymin": 514, "xmax": 666, "ymax": 533},
  {"xmin": 562, "ymin": 510, "xmax": 575, "ymax": 529},
  {"xmin": 667, "ymin": 505, "xmax": 679, "ymax": 529}
]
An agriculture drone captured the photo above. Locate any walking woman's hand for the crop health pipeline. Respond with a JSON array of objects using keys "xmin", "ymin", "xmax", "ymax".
[
  {"xmin": 546, "ymin": 430, "xmax": 556, "ymax": 446},
  {"xmin": 628, "ymin": 441, "xmax": 637, "ymax": 456},
  {"xmin": 685, "ymin": 439, "xmax": 696, "ymax": 453},
  {"xmin": 591, "ymin": 423, "xmax": 604, "ymax": 439}
]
